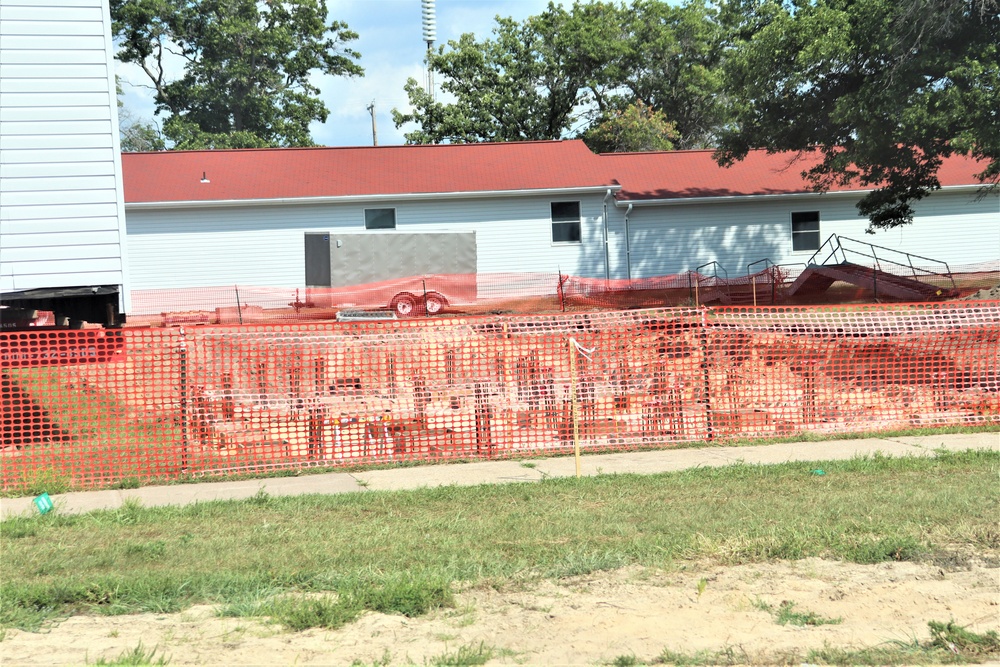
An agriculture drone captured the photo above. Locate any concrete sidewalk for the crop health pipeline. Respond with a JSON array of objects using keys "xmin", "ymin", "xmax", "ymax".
[{"xmin": 2, "ymin": 432, "xmax": 997, "ymax": 519}]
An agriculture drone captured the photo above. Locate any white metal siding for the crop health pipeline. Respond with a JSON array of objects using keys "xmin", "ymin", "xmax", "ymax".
[
  {"xmin": 125, "ymin": 194, "xmax": 610, "ymax": 291},
  {"xmin": 0, "ymin": 0, "xmax": 129, "ymax": 308},
  {"xmin": 617, "ymin": 190, "xmax": 999, "ymax": 278}
]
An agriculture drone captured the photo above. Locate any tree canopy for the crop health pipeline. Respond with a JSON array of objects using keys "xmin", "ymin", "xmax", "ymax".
[
  {"xmin": 392, "ymin": 0, "xmax": 729, "ymax": 151},
  {"xmin": 717, "ymin": 0, "xmax": 1000, "ymax": 230},
  {"xmin": 110, "ymin": 0, "xmax": 364, "ymax": 149}
]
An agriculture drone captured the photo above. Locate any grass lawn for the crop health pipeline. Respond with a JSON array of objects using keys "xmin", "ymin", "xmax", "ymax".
[{"xmin": 2, "ymin": 449, "xmax": 997, "ymax": 638}]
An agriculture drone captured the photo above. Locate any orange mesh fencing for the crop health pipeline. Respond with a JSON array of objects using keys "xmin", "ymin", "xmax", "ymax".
[
  {"xmin": 125, "ymin": 266, "xmax": 1000, "ymax": 327},
  {"xmin": 2, "ymin": 301, "xmax": 999, "ymax": 491}
]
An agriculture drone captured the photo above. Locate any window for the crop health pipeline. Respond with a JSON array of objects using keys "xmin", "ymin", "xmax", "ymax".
[
  {"xmin": 364, "ymin": 208, "xmax": 396, "ymax": 230},
  {"xmin": 551, "ymin": 201, "xmax": 581, "ymax": 243},
  {"xmin": 791, "ymin": 211, "xmax": 820, "ymax": 251}
]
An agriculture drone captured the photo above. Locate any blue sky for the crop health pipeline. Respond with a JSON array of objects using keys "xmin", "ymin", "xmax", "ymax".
[{"xmin": 116, "ymin": 0, "xmax": 553, "ymax": 148}]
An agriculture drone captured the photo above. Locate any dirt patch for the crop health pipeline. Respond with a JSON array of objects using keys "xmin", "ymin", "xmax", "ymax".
[
  {"xmin": 963, "ymin": 282, "xmax": 1000, "ymax": 301},
  {"xmin": 3, "ymin": 559, "xmax": 998, "ymax": 666}
]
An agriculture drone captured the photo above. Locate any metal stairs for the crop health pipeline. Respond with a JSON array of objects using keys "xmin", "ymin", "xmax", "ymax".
[{"xmin": 782, "ymin": 235, "xmax": 958, "ymax": 302}]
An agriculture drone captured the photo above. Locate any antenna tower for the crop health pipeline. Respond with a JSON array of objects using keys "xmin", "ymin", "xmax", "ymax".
[{"xmin": 421, "ymin": 0, "xmax": 436, "ymax": 99}]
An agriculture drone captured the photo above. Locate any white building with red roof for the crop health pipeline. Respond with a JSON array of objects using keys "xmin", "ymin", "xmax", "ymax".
[{"xmin": 120, "ymin": 140, "xmax": 997, "ymax": 305}]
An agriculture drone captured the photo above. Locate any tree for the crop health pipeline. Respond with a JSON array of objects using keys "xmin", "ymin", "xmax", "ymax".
[
  {"xmin": 716, "ymin": 0, "xmax": 999, "ymax": 230},
  {"xmin": 110, "ymin": 0, "xmax": 364, "ymax": 148},
  {"xmin": 605, "ymin": 0, "xmax": 729, "ymax": 149},
  {"xmin": 392, "ymin": 6, "xmax": 604, "ymax": 144},
  {"xmin": 393, "ymin": 0, "xmax": 730, "ymax": 150},
  {"xmin": 119, "ymin": 107, "xmax": 166, "ymax": 152},
  {"xmin": 116, "ymin": 77, "xmax": 165, "ymax": 152},
  {"xmin": 581, "ymin": 101, "xmax": 677, "ymax": 153}
]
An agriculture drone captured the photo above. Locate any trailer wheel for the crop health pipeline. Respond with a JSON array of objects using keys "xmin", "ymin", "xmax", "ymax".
[
  {"xmin": 390, "ymin": 292, "xmax": 419, "ymax": 317},
  {"xmin": 424, "ymin": 292, "xmax": 448, "ymax": 315}
]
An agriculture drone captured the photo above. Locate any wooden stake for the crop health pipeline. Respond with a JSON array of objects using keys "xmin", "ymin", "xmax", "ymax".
[
  {"xmin": 752, "ymin": 276, "xmax": 757, "ymax": 307},
  {"xmin": 568, "ymin": 338, "xmax": 581, "ymax": 478},
  {"xmin": 694, "ymin": 279, "xmax": 700, "ymax": 307}
]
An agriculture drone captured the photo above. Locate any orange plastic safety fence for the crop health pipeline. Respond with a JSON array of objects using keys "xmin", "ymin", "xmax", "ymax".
[
  {"xmin": 125, "ymin": 268, "xmax": 1000, "ymax": 326},
  {"xmin": 2, "ymin": 302, "xmax": 998, "ymax": 491}
]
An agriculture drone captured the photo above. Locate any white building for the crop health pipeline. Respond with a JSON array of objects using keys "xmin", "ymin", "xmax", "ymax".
[
  {"xmin": 0, "ymin": 0, "xmax": 129, "ymax": 324},
  {"xmin": 120, "ymin": 141, "xmax": 997, "ymax": 308}
]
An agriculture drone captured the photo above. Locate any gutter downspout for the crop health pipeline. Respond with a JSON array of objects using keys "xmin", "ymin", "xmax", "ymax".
[
  {"xmin": 624, "ymin": 203, "xmax": 633, "ymax": 281},
  {"xmin": 602, "ymin": 189, "xmax": 613, "ymax": 281}
]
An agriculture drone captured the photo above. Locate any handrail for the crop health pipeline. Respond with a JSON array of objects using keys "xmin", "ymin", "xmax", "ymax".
[
  {"xmin": 696, "ymin": 260, "xmax": 728, "ymax": 281},
  {"xmin": 805, "ymin": 234, "xmax": 956, "ymax": 291},
  {"xmin": 805, "ymin": 233, "xmax": 846, "ymax": 267},
  {"xmin": 689, "ymin": 261, "xmax": 730, "ymax": 305},
  {"xmin": 746, "ymin": 259, "xmax": 807, "ymax": 279},
  {"xmin": 746, "ymin": 259, "xmax": 807, "ymax": 304}
]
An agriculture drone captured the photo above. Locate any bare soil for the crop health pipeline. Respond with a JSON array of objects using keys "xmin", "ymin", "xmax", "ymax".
[{"xmin": 3, "ymin": 558, "xmax": 998, "ymax": 666}]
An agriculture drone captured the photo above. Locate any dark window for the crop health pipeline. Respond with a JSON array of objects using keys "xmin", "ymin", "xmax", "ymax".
[
  {"xmin": 365, "ymin": 208, "xmax": 396, "ymax": 230},
  {"xmin": 791, "ymin": 211, "xmax": 820, "ymax": 251},
  {"xmin": 551, "ymin": 201, "xmax": 581, "ymax": 243}
]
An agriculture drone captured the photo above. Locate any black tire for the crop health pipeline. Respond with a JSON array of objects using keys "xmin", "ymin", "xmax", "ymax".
[
  {"xmin": 389, "ymin": 292, "xmax": 419, "ymax": 317},
  {"xmin": 424, "ymin": 292, "xmax": 448, "ymax": 315}
]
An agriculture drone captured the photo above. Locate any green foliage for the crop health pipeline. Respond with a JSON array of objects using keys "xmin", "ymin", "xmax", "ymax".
[
  {"xmin": 345, "ymin": 575, "xmax": 454, "ymax": 618},
  {"xmin": 91, "ymin": 642, "xmax": 169, "ymax": 666},
  {"xmin": 928, "ymin": 620, "xmax": 1000, "ymax": 658},
  {"xmin": 608, "ymin": 0, "xmax": 729, "ymax": 149},
  {"xmin": 119, "ymin": 112, "xmax": 166, "ymax": 152},
  {"xmin": 773, "ymin": 601, "xmax": 842, "ymax": 626},
  {"xmin": 393, "ymin": 0, "xmax": 729, "ymax": 150},
  {"xmin": 717, "ymin": 0, "xmax": 1000, "ymax": 230},
  {"xmin": 847, "ymin": 536, "xmax": 926, "ymax": 564},
  {"xmin": 581, "ymin": 102, "xmax": 677, "ymax": 154},
  {"xmin": 393, "ymin": 7, "xmax": 595, "ymax": 144},
  {"xmin": 429, "ymin": 642, "xmax": 495, "ymax": 666},
  {"xmin": 110, "ymin": 0, "xmax": 363, "ymax": 148},
  {"xmin": 20, "ymin": 468, "xmax": 72, "ymax": 497},
  {"xmin": 265, "ymin": 595, "xmax": 360, "ymax": 632}
]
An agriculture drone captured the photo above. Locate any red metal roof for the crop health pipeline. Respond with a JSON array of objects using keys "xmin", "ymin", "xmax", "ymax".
[
  {"xmin": 121, "ymin": 140, "xmax": 987, "ymax": 205},
  {"xmin": 121, "ymin": 140, "xmax": 615, "ymax": 204},
  {"xmin": 601, "ymin": 148, "xmax": 987, "ymax": 201}
]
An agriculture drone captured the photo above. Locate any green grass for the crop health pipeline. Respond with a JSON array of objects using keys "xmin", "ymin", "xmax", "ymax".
[
  {"xmin": 650, "ymin": 621, "xmax": 1000, "ymax": 665},
  {"xmin": 91, "ymin": 642, "xmax": 169, "ymax": 665},
  {"xmin": 753, "ymin": 599, "xmax": 843, "ymax": 626},
  {"xmin": 3, "ymin": 367, "xmax": 182, "ymax": 493},
  {"xmin": 1, "ymin": 450, "xmax": 997, "ymax": 634},
  {"xmin": 428, "ymin": 642, "xmax": 495, "ymax": 666}
]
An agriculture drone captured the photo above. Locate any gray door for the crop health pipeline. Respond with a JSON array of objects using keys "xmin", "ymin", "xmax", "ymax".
[{"xmin": 304, "ymin": 233, "xmax": 332, "ymax": 286}]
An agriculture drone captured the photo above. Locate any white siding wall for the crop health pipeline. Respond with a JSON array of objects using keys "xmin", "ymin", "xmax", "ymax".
[
  {"xmin": 0, "ymin": 0, "xmax": 129, "ymax": 307},
  {"xmin": 615, "ymin": 189, "xmax": 999, "ymax": 279},
  {"xmin": 125, "ymin": 193, "xmax": 610, "ymax": 290}
]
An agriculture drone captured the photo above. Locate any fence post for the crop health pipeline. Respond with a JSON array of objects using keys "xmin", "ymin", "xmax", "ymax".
[
  {"xmin": 558, "ymin": 271, "xmax": 566, "ymax": 312},
  {"xmin": 178, "ymin": 328, "xmax": 189, "ymax": 472},
  {"xmin": 235, "ymin": 286, "xmax": 243, "ymax": 325},
  {"xmin": 568, "ymin": 338, "xmax": 581, "ymax": 478},
  {"xmin": 698, "ymin": 308, "xmax": 714, "ymax": 441}
]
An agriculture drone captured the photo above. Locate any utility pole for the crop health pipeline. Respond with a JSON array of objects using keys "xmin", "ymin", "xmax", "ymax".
[
  {"xmin": 366, "ymin": 101, "xmax": 378, "ymax": 146},
  {"xmin": 422, "ymin": 0, "xmax": 436, "ymax": 99}
]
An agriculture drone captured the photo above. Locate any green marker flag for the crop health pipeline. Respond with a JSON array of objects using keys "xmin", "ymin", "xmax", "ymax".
[{"xmin": 33, "ymin": 492, "xmax": 54, "ymax": 515}]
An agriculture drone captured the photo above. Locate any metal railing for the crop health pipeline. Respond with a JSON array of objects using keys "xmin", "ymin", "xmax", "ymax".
[
  {"xmin": 689, "ymin": 261, "xmax": 730, "ymax": 305},
  {"xmin": 746, "ymin": 259, "xmax": 807, "ymax": 304},
  {"xmin": 806, "ymin": 235, "xmax": 956, "ymax": 291}
]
